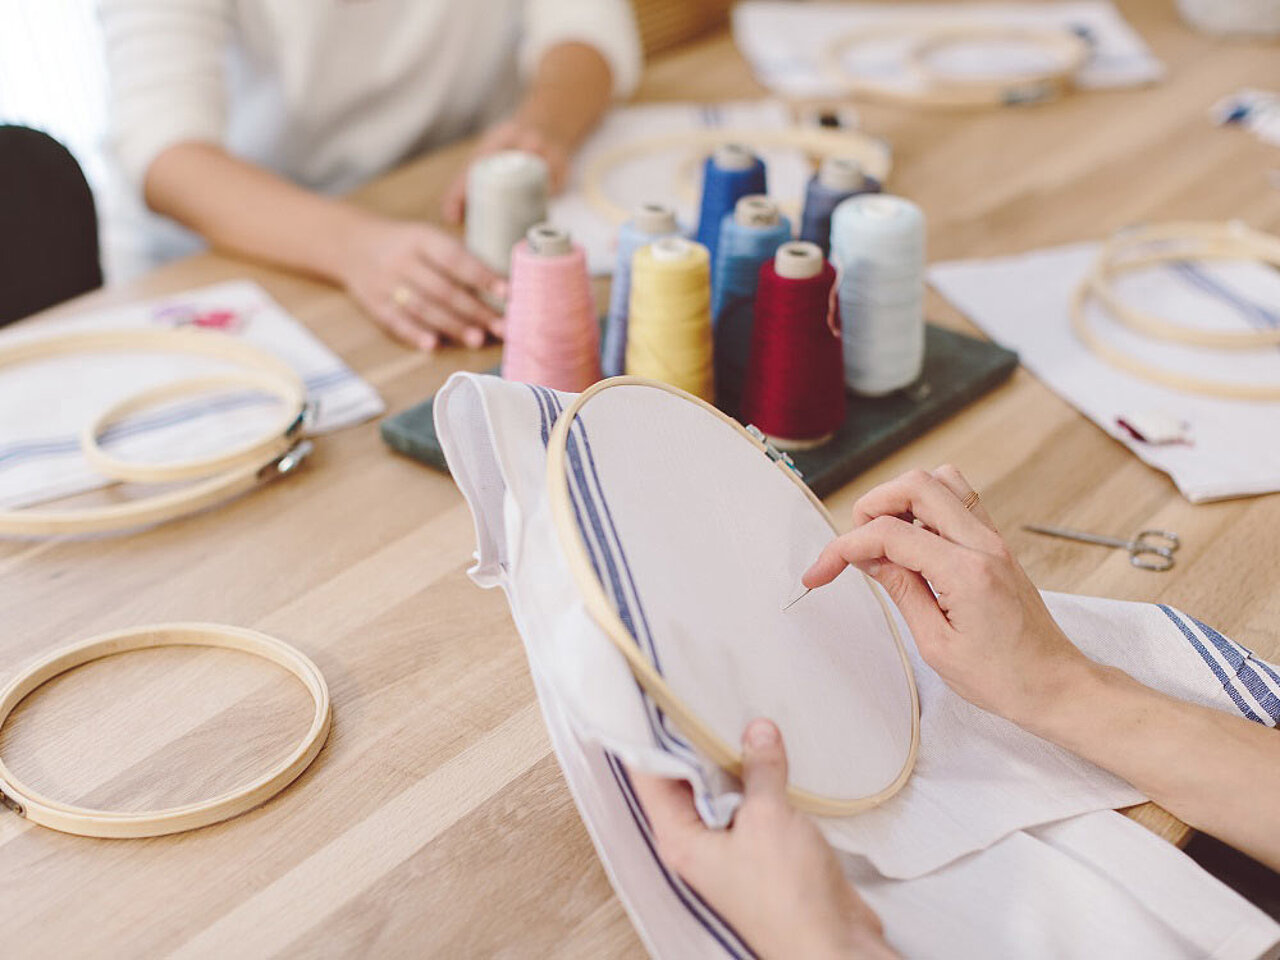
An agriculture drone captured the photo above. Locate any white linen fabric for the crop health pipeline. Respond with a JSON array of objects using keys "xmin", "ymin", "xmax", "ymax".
[
  {"xmin": 732, "ymin": 1, "xmax": 1165, "ymax": 100},
  {"xmin": 928, "ymin": 242, "xmax": 1280, "ymax": 502},
  {"xmin": 548, "ymin": 101, "xmax": 817, "ymax": 275},
  {"xmin": 435, "ymin": 371, "xmax": 1280, "ymax": 958},
  {"xmin": 99, "ymin": 0, "xmax": 642, "ymax": 267},
  {"xmin": 0, "ymin": 280, "xmax": 383, "ymax": 509}
]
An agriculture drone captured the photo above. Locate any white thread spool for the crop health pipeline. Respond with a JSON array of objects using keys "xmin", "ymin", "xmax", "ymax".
[
  {"xmin": 830, "ymin": 194, "xmax": 926, "ymax": 396},
  {"xmin": 818, "ymin": 156, "xmax": 866, "ymax": 192},
  {"xmin": 465, "ymin": 150, "xmax": 549, "ymax": 276}
]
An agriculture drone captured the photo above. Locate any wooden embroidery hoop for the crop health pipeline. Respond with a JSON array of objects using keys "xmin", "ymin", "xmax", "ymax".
[
  {"xmin": 1073, "ymin": 221, "xmax": 1280, "ymax": 400},
  {"xmin": 0, "ymin": 327, "xmax": 311, "ymax": 537},
  {"xmin": 822, "ymin": 23, "xmax": 1091, "ymax": 108},
  {"xmin": 0, "ymin": 623, "xmax": 331, "ymax": 838},
  {"xmin": 581, "ymin": 127, "xmax": 893, "ymax": 225},
  {"xmin": 545, "ymin": 377, "xmax": 920, "ymax": 818}
]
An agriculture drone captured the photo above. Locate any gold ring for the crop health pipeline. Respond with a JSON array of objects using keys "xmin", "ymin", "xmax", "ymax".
[
  {"xmin": 961, "ymin": 490, "xmax": 980, "ymax": 511},
  {"xmin": 391, "ymin": 285, "xmax": 415, "ymax": 309}
]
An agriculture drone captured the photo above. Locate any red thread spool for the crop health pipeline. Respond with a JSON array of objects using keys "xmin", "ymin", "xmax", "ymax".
[{"xmin": 741, "ymin": 242, "xmax": 845, "ymax": 449}]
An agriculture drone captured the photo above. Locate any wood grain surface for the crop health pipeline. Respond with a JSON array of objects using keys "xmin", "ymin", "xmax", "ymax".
[{"xmin": 2, "ymin": 1, "xmax": 1279, "ymax": 955}]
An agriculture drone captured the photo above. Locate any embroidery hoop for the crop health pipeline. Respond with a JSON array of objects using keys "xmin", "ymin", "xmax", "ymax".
[
  {"xmin": 822, "ymin": 23, "xmax": 1090, "ymax": 108},
  {"xmin": 0, "ymin": 327, "xmax": 311, "ymax": 537},
  {"xmin": 581, "ymin": 127, "xmax": 893, "ymax": 226},
  {"xmin": 1073, "ymin": 222, "xmax": 1280, "ymax": 400},
  {"xmin": 0, "ymin": 623, "xmax": 330, "ymax": 838},
  {"xmin": 546, "ymin": 377, "xmax": 920, "ymax": 817}
]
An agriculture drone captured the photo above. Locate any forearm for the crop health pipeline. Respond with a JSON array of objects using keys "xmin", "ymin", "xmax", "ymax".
[
  {"xmin": 1023, "ymin": 661, "xmax": 1280, "ymax": 870},
  {"xmin": 516, "ymin": 41, "xmax": 613, "ymax": 151},
  {"xmin": 143, "ymin": 142, "xmax": 373, "ymax": 283}
]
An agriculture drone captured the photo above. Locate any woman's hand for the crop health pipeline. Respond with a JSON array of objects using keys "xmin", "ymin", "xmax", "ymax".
[
  {"xmin": 340, "ymin": 216, "xmax": 507, "ymax": 351},
  {"xmin": 441, "ymin": 114, "xmax": 570, "ymax": 226},
  {"xmin": 630, "ymin": 720, "xmax": 897, "ymax": 960},
  {"xmin": 803, "ymin": 466, "xmax": 1092, "ymax": 725}
]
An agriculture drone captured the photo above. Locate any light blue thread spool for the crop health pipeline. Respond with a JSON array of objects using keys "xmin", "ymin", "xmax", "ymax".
[
  {"xmin": 830, "ymin": 194, "xmax": 926, "ymax": 396},
  {"xmin": 602, "ymin": 202, "xmax": 681, "ymax": 377},
  {"xmin": 712, "ymin": 195, "xmax": 792, "ymax": 417}
]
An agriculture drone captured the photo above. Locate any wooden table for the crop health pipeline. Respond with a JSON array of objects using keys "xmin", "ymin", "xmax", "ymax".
[{"xmin": 2, "ymin": 1, "xmax": 1278, "ymax": 955}]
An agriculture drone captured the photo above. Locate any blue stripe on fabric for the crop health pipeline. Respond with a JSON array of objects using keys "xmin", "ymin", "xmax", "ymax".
[
  {"xmin": 606, "ymin": 752, "xmax": 755, "ymax": 959},
  {"xmin": 1158, "ymin": 605, "xmax": 1265, "ymax": 723},
  {"xmin": 541, "ymin": 387, "xmax": 697, "ymax": 761},
  {"xmin": 1169, "ymin": 261, "xmax": 1280, "ymax": 333},
  {"xmin": 1191, "ymin": 617, "xmax": 1280, "ymax": 724},
  {"xmin": 0, "ymin": 367, "xmax": 357, "ymax": 469}
]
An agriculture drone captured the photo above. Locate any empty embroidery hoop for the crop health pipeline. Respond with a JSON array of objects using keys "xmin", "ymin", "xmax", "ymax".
[{"xmin": 546, "ymin": 378, "xmax": 920, "ymax": 817}]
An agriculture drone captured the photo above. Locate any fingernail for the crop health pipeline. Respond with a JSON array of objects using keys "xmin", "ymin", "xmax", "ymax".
[
  {"xmin": 745, "ymin": 719, "xmax": 778, "ymax": 749},
  {"xmin": 857, "ymin": 560, "xmax": 882, "ymax": 577},
  {"xmin": 801, "ymin": 562, "xmax": 818, "ymax": 582},
  {"xmin": 491, "ymin": 280, "xmax": 509, "ymax": 299},
  {"xmin": 465, "ymin": 328, "xmax": 485, "ymax": 348},
  {"xmin": 419, "ymin": 334, "xmax": 438, "ymax": 352}
]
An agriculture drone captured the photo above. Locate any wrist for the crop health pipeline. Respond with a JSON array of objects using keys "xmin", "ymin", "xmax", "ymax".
[
  {"xmin": 1016, "ymin": 656, "xmax": 1130, "ymax": 742},
  {"xmin": 327, "ymin": 207, "xmax": 386, "ymax": 287}
]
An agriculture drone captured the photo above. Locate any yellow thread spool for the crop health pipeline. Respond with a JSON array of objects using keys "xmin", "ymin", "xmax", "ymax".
[{"xmin": 625, "ymin": 238, "xmax": 715, "ymax": 401}]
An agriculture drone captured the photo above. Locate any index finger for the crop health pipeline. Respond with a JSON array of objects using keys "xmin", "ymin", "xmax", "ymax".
[
  {"xmin": 803, "ymin": 514, "xmax": 968, "ymax": 593},
  {"xmin": 420, "ymin": 230, "xmax": 507, "ymax": 299},
  {"xmin": 853, "ymin": 469, "xmax": 1000, "ymax": 552}
]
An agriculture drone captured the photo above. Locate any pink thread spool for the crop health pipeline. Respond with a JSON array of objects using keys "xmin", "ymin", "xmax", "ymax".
[{"xmin": 501, "ymin": 224, "xmax": 602, "ymax": 392}]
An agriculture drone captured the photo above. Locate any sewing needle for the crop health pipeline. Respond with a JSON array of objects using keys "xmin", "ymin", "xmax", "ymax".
[{"xmin": 782, "ymin": 586, "xmax": 812, "ymax": 611}]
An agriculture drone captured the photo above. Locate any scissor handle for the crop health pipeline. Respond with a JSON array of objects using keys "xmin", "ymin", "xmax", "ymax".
[
  {"xmin": 1129, "ymin": 548, "xmax": 1174, "ymax": 572},
  {"xmin": 1134, "ymin": 529, "xmax": 1181, "ymax": 552}
]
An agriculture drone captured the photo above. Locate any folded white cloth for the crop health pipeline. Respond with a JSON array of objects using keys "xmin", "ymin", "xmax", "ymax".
[
  {"xmin": 549, "ymin": 101, "xmax": 817, "ymax": 275},
  {"xmin": 929, "ymin": 243, "xmax": 1280, "ymax": 502},
  {"xmin": 435, "ymin": 371, "xmax": 1280, "ymax": 958},
  {"xmin": 0, "ymin": 280, "xmax": 384, "ymax": 509},
  {"xmin": 732, "ymin": 1, "xmax": 1165, "ymax": 100}
]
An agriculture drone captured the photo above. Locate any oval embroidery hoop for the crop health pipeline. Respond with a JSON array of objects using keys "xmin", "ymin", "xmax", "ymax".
[
  {"xmin": 822, "ymin": 23, "xmax": 1090, "ymax": 108},
  {"xmin": 545, "ymin": 377, "xmax": 920, "ymax": 817},
  {"xmin": 581, "ymin": 127, "xmax": 893, "ymax": 226},
  {"xmin": 0, "ymin": 623, "xmax": 331, "ymax": 839},
  {"xmin": 0, "ymin": 327, "xmax": 311, "ymax": 537}
]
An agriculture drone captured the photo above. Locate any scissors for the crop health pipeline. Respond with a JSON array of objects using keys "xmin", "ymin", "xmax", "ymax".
[{"xmin": 1023, "ymin": 524, "xmax": 1181, "ymax": 572}]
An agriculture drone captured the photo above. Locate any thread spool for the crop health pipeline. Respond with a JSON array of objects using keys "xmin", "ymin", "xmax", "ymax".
[
  {"xmin": 800, "ymin": 157, "xmax": 881, "ymax": 257},
  {"xmin": 602, "ymin": 202, "xmax": 681, "ymax": 378},
  {"xmin": 695, "ymin": 144, "xmax": 767, "ymax": 280},
  {"xmin": 830, "ymin": 194, "xmax": 926, "ymax": 396},
  {"xmin": 711, "ymin": 195, "xmax": 793, "ymax": 417},
  {"xmin": 626, "ymin": 237, "xmax": 715, "ymax": 401},
  {"xmin": 500, "ymin": 224, "xmax": 601, "ymax": 392},
  {"xmin": 742, "ymin": 242, "xmax": 845, "ymax": 449},
  {"xmin": 465, "ymin": 150, "xmax": 549, "ymax": 276}
]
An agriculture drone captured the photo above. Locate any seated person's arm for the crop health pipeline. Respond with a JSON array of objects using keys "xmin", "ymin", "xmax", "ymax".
[
  {"xmin": 103, "ymin": 0, "xmax": 503, "ymax": 351},
  {"xmin": 631, "ymin": 720, "xmax": 899, "ymax": 960},
  {"xmin": 442, "ymin": 0, "xmax": 644, "ymax": 222},
  {"xmin": 803, "ymin": 466, "xmax": 1280, "ymax": 872}
]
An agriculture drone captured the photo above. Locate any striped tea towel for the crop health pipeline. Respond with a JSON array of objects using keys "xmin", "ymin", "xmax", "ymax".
[
  {"xmin": 0, "ymin": 280, "xmax": 384, "ymax": 509},
  {"xmin": 929, "ymin": 242, "xmax": 1280, "ymax": 502},
  {"xmin": 733, "ymin": 1, "xmax": 1164, "ymax": 100},
  {"xmin": 434, "ymin": 370, "xmax": 1279, "ymax": 958}
]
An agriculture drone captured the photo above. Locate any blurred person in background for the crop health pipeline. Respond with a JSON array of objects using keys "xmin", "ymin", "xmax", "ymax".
[{"xmin": 102, "ymin": 0, "xmax": 641, "ymax": 350}]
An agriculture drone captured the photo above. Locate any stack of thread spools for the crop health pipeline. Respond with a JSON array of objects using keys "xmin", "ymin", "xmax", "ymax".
[{"xmin": 463, "ymin": 143, "xmax": 927, "ymax": 450}]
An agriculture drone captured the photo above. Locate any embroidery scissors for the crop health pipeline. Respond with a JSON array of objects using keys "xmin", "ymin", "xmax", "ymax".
[{"xmin": 1023, "ymin": 524, "xmax": 1181, "ymax": 572}]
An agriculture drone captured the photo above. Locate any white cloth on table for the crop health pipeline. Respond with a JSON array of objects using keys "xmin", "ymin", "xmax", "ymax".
[
  {"xmin": 0, "ymin": 280, "xmax": 383, "ymax": 510},
  {"xmin": 434, "ymin": 371, "xmax": 1280, "ymax": 958},
  {"xmin": 548, "ymin": 101, "xmax": 815, "ymax": 276},
  {"xmin": 732, "ymin": 0, "xmax": 1164, "ymax": 100},
  {"xmin": 928, "ymin": 242, "xmax": 1280, "ymax": 502}
]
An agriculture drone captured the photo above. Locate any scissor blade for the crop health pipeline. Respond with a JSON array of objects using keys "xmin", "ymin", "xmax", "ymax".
[{"xmin": 1023, "ymin": 524, "xmax": 1132, "ymax": 550}]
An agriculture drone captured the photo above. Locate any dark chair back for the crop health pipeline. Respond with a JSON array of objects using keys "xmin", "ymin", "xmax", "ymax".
[{"xmin": 0, "ymin": 125, "xmax": 103, "ymax": 325}]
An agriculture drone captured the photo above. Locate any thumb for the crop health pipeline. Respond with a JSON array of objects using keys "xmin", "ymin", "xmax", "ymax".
[{"xmin": 740, "ymin": 719, "xmax": 789, "ymax": 802}]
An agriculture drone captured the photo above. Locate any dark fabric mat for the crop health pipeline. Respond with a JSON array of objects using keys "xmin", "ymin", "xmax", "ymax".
[{"xmin": 381, "ymin": 324, "xmax": 1017, "ymax": 499}]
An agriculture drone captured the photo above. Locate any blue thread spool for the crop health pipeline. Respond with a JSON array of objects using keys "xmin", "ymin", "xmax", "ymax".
[
  {"xmin": 603, "ymin": 202, "xmax": 681, "ymax": 377},
  {"xmin": 831, "ymin": 194, "xmax": 926, "ymax": 397},
  {"xmin": 800, "ymin": 157, "xmax": 881, "ymax": 257},
  {"xmin": 712, "ymin": 195, "xmax": 792, "ymax": 417},
  {"xmin": 695, "ymin": 143, "xmax": 767, "ymax": 285}
]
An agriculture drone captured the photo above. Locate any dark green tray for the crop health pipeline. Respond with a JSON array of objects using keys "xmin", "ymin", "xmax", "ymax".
[{"xmin": 381, "ymin": 324, "xmax": 1017, "ymax": 499}]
